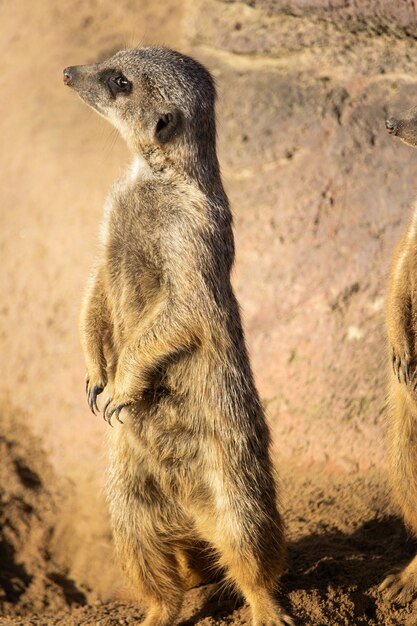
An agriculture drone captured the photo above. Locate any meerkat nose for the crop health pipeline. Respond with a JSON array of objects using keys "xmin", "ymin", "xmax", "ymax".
[
  {"xmin": 63, "ymin": 67, "xmax": 75, "ymax": 85},
  {"xmin": 386, "ymin": 118, "xmax": 398, "ymax": 135}
]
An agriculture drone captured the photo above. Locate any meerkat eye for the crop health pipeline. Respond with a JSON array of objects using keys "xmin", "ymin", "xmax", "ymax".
[
  {"xmin": 101, "ymin": 71, "xmax": 132, "ymax": 97},
  {"xmin": 113, "ymin": 75, "xmax": 130, "ymax": 90}
]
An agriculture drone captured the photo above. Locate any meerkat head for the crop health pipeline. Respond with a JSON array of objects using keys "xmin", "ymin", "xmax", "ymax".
[
  {"xmin": 63, "ymin": 47, "xmax": 217, "ymax": 159},
  {"xmin": 386, "ymin": 104, "xmax": 417, "ymax": 148}
]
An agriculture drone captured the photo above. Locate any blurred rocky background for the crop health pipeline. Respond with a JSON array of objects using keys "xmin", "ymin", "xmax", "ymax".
[{"xmin": 2, "ymin": 1, "xmax": 417, "ymax": 624}]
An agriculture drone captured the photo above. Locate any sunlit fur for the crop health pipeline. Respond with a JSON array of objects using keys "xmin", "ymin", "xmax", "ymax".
[{"xmin": 67, "ymin": 47, "xmax": 292, "ymax": 626}]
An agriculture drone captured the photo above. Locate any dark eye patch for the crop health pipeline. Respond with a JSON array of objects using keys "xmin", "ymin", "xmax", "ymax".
[{"xmin": 99, "ymin": 69, "xmax": 132, "ymax": 98}]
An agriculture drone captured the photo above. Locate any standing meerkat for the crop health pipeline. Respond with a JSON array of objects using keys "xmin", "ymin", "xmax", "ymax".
[
  {"xmin": 380, "ymin": 106, "xmax": 417, "ymax": 601},
  {"xmin": 63, "ymin": 48, "xmax": 293, "ymax": 626}
]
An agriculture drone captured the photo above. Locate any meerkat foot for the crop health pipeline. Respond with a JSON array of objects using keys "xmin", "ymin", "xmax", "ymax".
[
  {"xmin": 252, "ymin": 606, "xmax": 295, "ymax": 626},
  {"xmin": 246, "ymin": 589, "xmax": 294, "ymax": 626},
  {"xmin": 380, "ymin": 559, "xmax": 417, "ymax": 603},
  {"xmin": 254, "ymin": 616, "xmax": 295, "ymax": 626},
  {"xmin": 140, "ymin": 600, "xmax": 182, "ymax": 626}
]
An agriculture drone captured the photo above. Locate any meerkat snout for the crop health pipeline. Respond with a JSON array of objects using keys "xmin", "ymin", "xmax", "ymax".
[
  {"xmin": 63, "ymin": 69, "xmax": 71, "ymax": 85},
  {"xmin": 63, "ymin": 67, "xmax": 75, "ymax": 85},
  {"xmin": 386, "ymin": 117, "xmax": 398, "ymax": 135}
]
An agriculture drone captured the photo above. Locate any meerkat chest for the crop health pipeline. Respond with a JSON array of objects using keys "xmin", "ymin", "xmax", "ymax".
[
  {"xmin": 100, "ymin": 164, "xmax": 169, "ymax": 305},
  {"xmin": 100, "ymin": 156, "xmax": 150, "ymax": 244}
]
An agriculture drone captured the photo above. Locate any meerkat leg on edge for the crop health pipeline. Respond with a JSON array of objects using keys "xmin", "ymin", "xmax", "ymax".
[
  {"xmin": 380, "ymin": 384, "xmax": 417, "ymax": 603},
  {"xmin": 79, "ymin": 266, "xmax": 110, "ymax": 412}
]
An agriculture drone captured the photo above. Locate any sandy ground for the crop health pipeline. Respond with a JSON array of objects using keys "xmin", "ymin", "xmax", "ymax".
[
  {"xmin": 3, "ymin": 0, "xmax": 417, "ymax": 624},
  {"xmin": 2, "ymin": 409, "xmax": 416, "ymax": 625}
]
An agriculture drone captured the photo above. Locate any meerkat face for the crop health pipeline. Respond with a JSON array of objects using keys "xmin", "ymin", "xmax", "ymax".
[
  {"xmin": 63, "ymin": 47, "xmax": 216, "ymax": 151},
  {"xmin": 386, "ymin": 104, "xmax": 417, "ymax": 148}
]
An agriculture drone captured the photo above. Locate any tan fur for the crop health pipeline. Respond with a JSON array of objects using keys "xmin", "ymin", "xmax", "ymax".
[
  {"xmin": 64, "ymin": 48, "xmax": 293, "ymax": 625},
  {"xmin": 382, "ymin": 107, "xmax": 417, "ymax": 599}
]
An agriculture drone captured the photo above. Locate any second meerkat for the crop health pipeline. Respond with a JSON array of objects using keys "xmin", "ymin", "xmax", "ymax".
[
  {"xmin": 64, "ymin": 48, "xmax": 293, "ymax": 626},
  {"xmin": 381, "ymin": 106, "xmax": 417, "ymax": 601}
]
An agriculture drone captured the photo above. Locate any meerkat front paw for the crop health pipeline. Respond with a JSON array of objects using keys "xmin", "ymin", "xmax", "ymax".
[
  {"xmin": 102, "ymin": 393, "xmax": 133, "ymax": 426},
  {"xmin": 85, "ymin": 369, "xmax": 108, "ymax": 414}
]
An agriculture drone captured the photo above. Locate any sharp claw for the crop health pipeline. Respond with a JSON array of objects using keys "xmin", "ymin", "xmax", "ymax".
[
  {"xmin": 107, "ymin": 404, "xmax": 118, "ymax": 419},
  {"xmin": 103, "ymin": 398, "xmax": 111, "ymax": 421},
  {"xmin": 88, "ymin": 390, "xmax": 96, "ymax": 415},
  {"xmin": 379, "ymin": 575, "xmax": 394, "ymax": 592},
  {"xmin": 392, "ymin": 352, "xmax": 398, "ymax": 377},
  {"xmin": 102, "ymin": 397, "xmax": 128, "ymax": 426},
  {"xmin": 397, "ymin": 357, "xmax": 402, "ymax": 382},
  {"xmin": 91, "ymin": 385, "xmax": 103, "ymax": 413},
  {"xmin": 406, "ymin": 361, "xmax": 411, "ymax": 383},
  {"xmin": 87, "ymin": 388, "xmax": 96, "ymax": 415},
  {"xmin": 105, "ymin": 407, "xmax": 114, "ymax": 426},
  {"xmin": 409, "ymin": 366, "xmax": 417, "ymax": 389},
  {"xmin": 86, "ymin": 378, "xmax": 90, "ymax": 395}
]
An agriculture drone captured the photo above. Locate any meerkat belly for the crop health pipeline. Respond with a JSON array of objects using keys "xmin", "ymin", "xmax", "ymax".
[
  {"xmin": 126, "ymin": 391, "xmax": 209, "ymax": 500},
  {"xmin": 104, "ymin": 230, "xmax": 164, "ymax": 349},
  {"xmin": 126, "ymin": 347, "xmax": 210, "ymax": 455}
]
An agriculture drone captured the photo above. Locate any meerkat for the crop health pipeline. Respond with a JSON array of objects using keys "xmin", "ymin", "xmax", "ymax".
[
  {"xmin": 63, "ymin": 48, "xmax": 293, "ymax": 626},
  {"xmin": 380, "ymin": 106, "xmax": 417, "ymax": 602}
]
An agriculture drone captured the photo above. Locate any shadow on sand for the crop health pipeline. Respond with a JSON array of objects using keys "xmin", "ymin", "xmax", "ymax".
[{"xmin": 179, "ymin": 515, "xmax": 416, "ymax": 625}]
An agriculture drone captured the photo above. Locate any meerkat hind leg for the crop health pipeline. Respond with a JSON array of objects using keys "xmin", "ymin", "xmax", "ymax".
[
  {"xmin": 243, "ymin": 586, "xmax": 294, "ymax": 626},
  {"xmin": 380, "ymin": 387, "xmax": 417, "ymax": 604},
  {"xmin": 114, "ymin": 509, "xmax": 184, "ymax": 626},
  {"xmin": 193, "ymin": 488, "xmax": 293, "ymax": 625},
  {"xmin": 108, "ymin": 443, "xmax": 188, "ymax": 625}
]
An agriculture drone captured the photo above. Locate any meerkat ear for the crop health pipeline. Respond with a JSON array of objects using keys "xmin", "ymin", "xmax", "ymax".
[{"xmin": 155, "ymin": 110, "xmax": 183, "ymax": 144}]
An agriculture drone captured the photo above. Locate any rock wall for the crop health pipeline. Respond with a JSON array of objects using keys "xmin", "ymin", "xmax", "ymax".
[{"xmin": 184, "ymin": 0, "xmax": 417, "ymax": 468}]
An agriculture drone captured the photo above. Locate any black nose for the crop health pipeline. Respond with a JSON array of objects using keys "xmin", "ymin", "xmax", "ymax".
[
  {"xmin": 63, "ymin": 66, "xmax": 76, "ymax": 85},
  {"xmin": 386, "ymin": 118, "xmax": 398, "ymax": 134}
]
